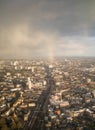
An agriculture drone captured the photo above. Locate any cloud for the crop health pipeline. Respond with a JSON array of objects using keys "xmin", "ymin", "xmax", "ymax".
[
  {"xmin": 55, "ymin": 36, "xmax": 95, "ymax": 56},
  {"xmin": 0, "ymin": 22, "xmax": 59, "ymax": 58},
  {"xmin": 0, "ymin": 0, "xmax": 95, "ymax": 58},
  {"xmin": 0, "ymin": 0, "xmax": 95, "ymax": 34}
]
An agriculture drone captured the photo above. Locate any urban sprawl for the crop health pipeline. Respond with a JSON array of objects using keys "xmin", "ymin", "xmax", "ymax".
[{"xmin": 0, "ymin": 58, "xmax": 95, "ymax": 130}]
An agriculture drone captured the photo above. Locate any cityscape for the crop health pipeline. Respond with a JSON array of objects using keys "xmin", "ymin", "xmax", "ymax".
[
  {"xmin": 0, "ymin": 0, "xmax": 95, "ymax": 130},
  {"xmin": 0, "ymin": 58, "xmax": 95, "ymax": 130}
]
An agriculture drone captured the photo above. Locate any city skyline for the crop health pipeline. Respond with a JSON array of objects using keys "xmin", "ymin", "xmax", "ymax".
[{"xmin": 0, "ymin": 0, "xmax": 95, "ymax": 58}]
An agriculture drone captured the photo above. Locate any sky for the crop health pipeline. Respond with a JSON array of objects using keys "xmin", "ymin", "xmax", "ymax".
[{"xmin": 0, "ymin": 0, "xmax": 95, "ymax": 59}]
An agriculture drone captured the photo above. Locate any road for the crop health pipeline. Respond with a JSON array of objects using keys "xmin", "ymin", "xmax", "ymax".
[{"xmin": 23, "ymin": 67, "xmax": 54, "ymax": 130}]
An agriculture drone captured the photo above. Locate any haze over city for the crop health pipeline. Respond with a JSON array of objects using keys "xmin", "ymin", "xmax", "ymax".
[{"xmin": 0, "ymin": 0, "xmax": 95, "ymax": 59}]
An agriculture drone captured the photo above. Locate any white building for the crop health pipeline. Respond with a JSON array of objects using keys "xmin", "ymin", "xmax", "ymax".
[{"xmin": 27, "ymin": 77, "xmax": 32, "ymax": 90}]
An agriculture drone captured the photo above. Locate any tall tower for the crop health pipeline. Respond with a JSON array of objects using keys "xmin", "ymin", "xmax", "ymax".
[{"xmin": 28, "ymin": 77, "xmax": 32, "ymax": 90}]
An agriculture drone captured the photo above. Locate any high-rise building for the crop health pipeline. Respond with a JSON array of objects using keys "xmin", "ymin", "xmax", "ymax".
[{"xmin": 27, "ymin": 77, "xmax": 32, "ymax": 90}]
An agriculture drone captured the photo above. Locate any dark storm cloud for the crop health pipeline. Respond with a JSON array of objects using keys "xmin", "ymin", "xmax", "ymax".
[
  {"xmin": 1, "ymin": 0, "xmax": 95, "ymax": 34},
  {"xmin": 0, "ymin": 0, "xmax": 95, "ymax": 58}
]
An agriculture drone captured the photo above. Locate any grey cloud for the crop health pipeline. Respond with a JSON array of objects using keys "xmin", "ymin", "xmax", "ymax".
[
  {"xmin": 0, "ymin": 0, "xmax": 95, "ymax": 58},
  {"xmin": 1, "ymin": 0, "xmax": 95, "ymax": 32}
]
